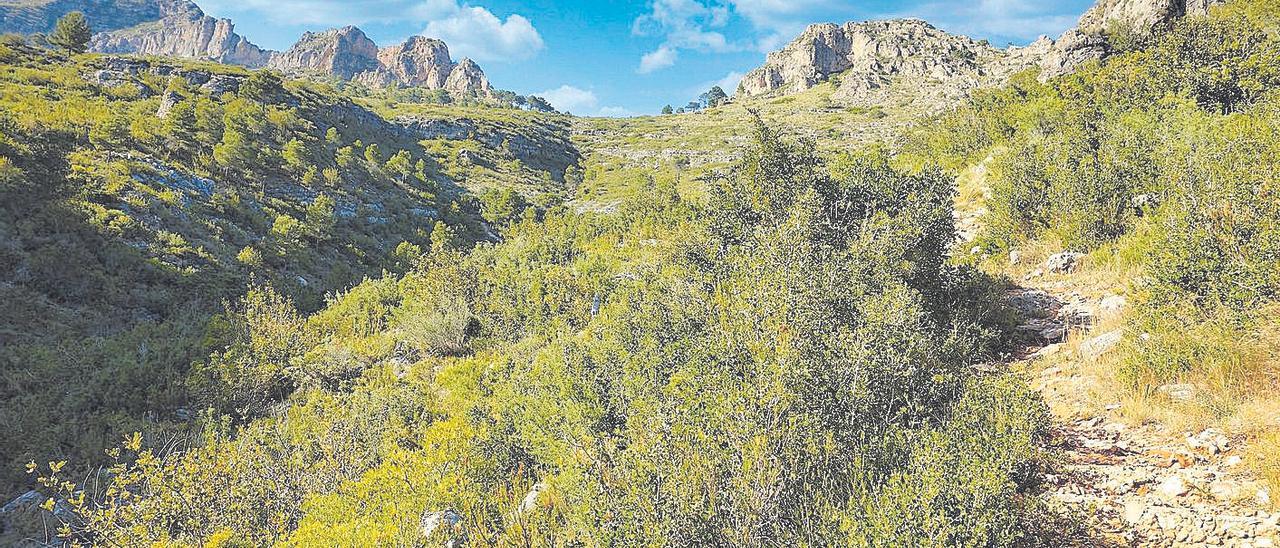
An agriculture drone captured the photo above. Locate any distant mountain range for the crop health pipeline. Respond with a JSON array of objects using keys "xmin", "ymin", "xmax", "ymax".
[{"xmin": 0, "ymin": 0, "xmax": 492, "ymax": 94}]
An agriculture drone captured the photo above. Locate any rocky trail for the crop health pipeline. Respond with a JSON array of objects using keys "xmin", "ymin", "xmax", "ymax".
[{"xmin": 1004, "ymin": 254, "xmax": 1277, "ymax": 547}]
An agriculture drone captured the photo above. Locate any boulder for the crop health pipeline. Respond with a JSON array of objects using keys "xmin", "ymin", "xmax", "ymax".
[
  {"xmin": 1185, "ymin": 428, "xmax": 1229, "ymax": 455},
  {"xmin": 1158, "ymin": 383, "xmax": 1197, "ymax": 401},
  {"xmin": 1045, "ymin": 252, "xmax": 1086, "ymax": 274},
  {"xmin": 421, "ymin": 509, "xmax": 464, "ymax": 545},
  {"xmin": 1080, "ymin": 330, "xmax": 1124, "ymax": 360},
  {"xmin": 1100, "ymin": 294, "xmax": 1128, "ymax": 315},
  {"xmin": 1157, "ymin": 475, "xmax": 1189, "ymax": 498}
]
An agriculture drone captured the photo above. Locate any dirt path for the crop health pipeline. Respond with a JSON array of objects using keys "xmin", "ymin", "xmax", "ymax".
[{"xmin": 1005, "ymin": 265, "xmax": 1277, "ymax": 547}]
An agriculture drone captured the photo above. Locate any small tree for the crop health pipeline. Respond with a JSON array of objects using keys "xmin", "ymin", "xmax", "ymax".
[
  {"xmin": 705, "ymin": 86, "xmax": 729, "ymax": 108},
  {"xmin": 282, "ymin": 138, "xmax": 309, "ymax": 176},
  {"xmin": 527, "ymin": 96, "xmax": 555, "ymax": 113},
  {"xmin": 662, "ymin": 105, "xmax": 674, "ymax": 115},
  {"xmin": 240, "ymin": 70, "xmax": 284, "ymax": 105},
  {"xmin": 49, "ymin": 11, "xmax": 91, "ymax": 54}
]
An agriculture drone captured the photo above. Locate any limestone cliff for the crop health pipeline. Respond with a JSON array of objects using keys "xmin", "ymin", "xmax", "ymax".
[
  {"xmin": 737, "ymin": 19, "xmax": 1041, "ymax": 109},
  {"xmin": 737, "ymin": 0, "xmax": 1226, "ymax": 105},
  {"xmin": 267, "ymin": 26, "xmax": 380, "ymax": 80},
  {"xmin": 88, "ymin": 3, "xmax": 271, "ymax": 67},
  {"xmin": 1, "ymin": 0, "xmax": 492, "ymax": 94},
  {"xmin": 375, "ymin": 36, "xmax": 454, "ymax": 89}
]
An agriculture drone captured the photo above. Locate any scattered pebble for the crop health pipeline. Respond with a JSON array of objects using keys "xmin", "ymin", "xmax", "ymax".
[
  {"xmin": 1158, "ymin": 476, "xmax": 1190, "ymax": 498},
  {"xmin": 1158, "ymin": 383, "xmax": 1198, "ymax": 402}
]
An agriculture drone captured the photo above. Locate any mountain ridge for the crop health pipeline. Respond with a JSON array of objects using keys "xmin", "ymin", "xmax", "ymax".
[
  {"xmin": 736, "ymin": 0, "xmax": 1227, "ymax": 107},
  {"xmin": 0, "ymin": 0, "xmax": 493, "ymax": 94}
]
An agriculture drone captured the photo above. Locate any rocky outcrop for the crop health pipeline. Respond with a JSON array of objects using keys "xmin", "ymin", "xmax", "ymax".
[
  {"xmin": 89, "ymin": 3, "xmax": 271, "ymax": 67},
  {"xmin": 11, "ymin": 1, "xmax": 492, "ymax": 94},
  {"xmin": 738, "ymin": 19, "xmax": 1047, "ymax": 110},
  {"xmin": 444, "ymin": 58, "xmax": 490, "ymax": 95},
  {"xmin": 347, "ymin": 36, "xmax": 491, "ymax": 95},
  {"xmin": 0, "ymin": 0, "xmax": 192, "ymax": 35},
  {"xmin": 394, "ymin": 114, "xmax": 578, "ymax": 180},
  {"xmin": 1077, "ymin": 0, "xmax": 1223, "ymax": 35},
  {"xmin": 1039, "ymin": 0, "xmax": 1225, "ymax": 78},
  {"xmin": 85, "ymin": 56, "xmax": 246, "ymax": 95},
  {"xmin": 375, "ymin": 36, "xmax": 454, "ymax": 88},
  {"xmin": 268, "ymin": 26, "xmax": 380, "ymax": 80},
  {"xmin": 738, "ymin": 0, "xmax": 1226, "ymax": 104}
]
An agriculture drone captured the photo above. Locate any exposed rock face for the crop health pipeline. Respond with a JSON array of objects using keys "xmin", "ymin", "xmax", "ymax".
[
  {"xmin": 268, "ymin": 26, "xmax": 380, "ymax": 80},
  {"xmin": 1040, "ymin": 0, "xmax": 1225, "ymax": 78},
  {"xmin": 85, "ymin": 56, "xmax": 246, "ymax": 95},
  {"xmin": 738, "ymin": 0, "xmax": 1226, "ymax": 104},
  {"xmin": 3, "ymin": 2, "xmax": 492, "ymax": 94},
  {"xmin": 0, "ymin": 0, "xmax": 191, "ymax": 35},
  {"xmin": 347, "ymin": 36, "xmax": 490, "ymax": 94},
  {"xmin": 89, "ymin": 3, "xmax": 271, "ymax": 67},
  {"xmin": 376, "ymin": 36, "xmax": 454, "ymax": 88},
  {"xmin": 444, "ymin": 58, "xmax": 490, "ymax": 95},
  {"xmin": 1077, "ymin": 0, "xmax": 1222, "ymax": 35},
  {"xmin": 737, "ymin": 18, "xmax": 1058, "ymax": 111}
]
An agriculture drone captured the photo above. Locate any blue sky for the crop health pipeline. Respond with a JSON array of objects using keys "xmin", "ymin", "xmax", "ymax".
[{"xmin": 198, "ymin": 0, "xmax": 1095, "ymax": 116}]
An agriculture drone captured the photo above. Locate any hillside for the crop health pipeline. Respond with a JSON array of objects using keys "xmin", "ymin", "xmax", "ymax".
[
  {"xmin": 1, "ymin": 0, "xmax": 1279, "ymax": 545},
  {"xmin": 0, "ymin": 43, "xmax": 577, "ymax": 520}
]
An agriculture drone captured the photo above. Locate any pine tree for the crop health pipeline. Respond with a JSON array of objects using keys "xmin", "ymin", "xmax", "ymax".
[{"xmin": 48, "ymin": 11, "xmax": 91, "ymax": 54}]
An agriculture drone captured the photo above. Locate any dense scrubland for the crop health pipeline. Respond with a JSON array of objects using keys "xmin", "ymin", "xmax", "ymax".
[
  {"xmin": 903, "ymin": 0, "xmax": 1280, "ymax": 437},
  {"xmin": 0, "ymin": 44, "xmax": 569, "ymax": 516},
  {"xmin": 3, "ymin": 0, "xmax": 1280, "ymax": 545},
  {"xmin": 900, "ymin": 0, "xmax": 1280, "ymax": 514}
]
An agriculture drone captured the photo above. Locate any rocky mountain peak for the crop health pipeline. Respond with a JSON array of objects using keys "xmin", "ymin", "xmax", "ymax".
[
  {"xmin": 4, "ymin": 1, "xmax": 493, "ymax": 96},
  {"xmin": 1077, "ymin": 0, "xmax": 1224, "ymax": 35},
  {"xmin": 376, "ymin": 36, "xmax": 455, "ymax": 89},
  {"xmin": 737, "ymin": 0, "xmax": 1225, "ymax": 108},
  {"xmin": 445, "ymin": 58, "xmax": 490, "ymax": 96},
  {"xmin": 268, "ymin": 26, "xmax": 381, "ymax": 80},
  {"xmin": 1037, "ymin": 0, "xmax": 1224, "ymax": 79},
  {"xmin": 89, "ymin": 1, "xmax": 271, "ymax": 68},
  {"xmin": 738, "ymin": 18, "xmax": 1030, "ymax": 109}
]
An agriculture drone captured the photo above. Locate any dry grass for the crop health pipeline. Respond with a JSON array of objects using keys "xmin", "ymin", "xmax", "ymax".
[{"xmin": 1247, "ymin": 430, "xmax": 1280, "ymax": 510}]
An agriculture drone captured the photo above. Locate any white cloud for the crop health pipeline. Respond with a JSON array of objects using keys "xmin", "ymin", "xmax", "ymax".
[
  {"xmin": 537, "ymin": 85, "xmax": 598, "ymax": 115},
  {"xmin": 198, "ymin": 0, "xmax": 543, "ymax": 62},
  {"xmin": 537, "ymin": 85, "xmax": 633, "ymax": 117},
  {"xmin": 632, "ymin": 0, "xmax": 746, "ymax": 72},
  {"xmin": 421, "ymin": 5, "xmax": 543, "ymax": 61},
  {"xmin": 711, "ymin": 70, "xmax": 744, "ymax": 93},
  {"xmin": 899, "ymin": 0, "xmax": 1081, "ymax": 44},
  {"xmin": 638, "ymin": 46, "xmax": 678, "ymax": 74}
]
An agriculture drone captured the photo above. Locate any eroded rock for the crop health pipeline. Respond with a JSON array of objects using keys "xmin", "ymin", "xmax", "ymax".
[{"xmin": 1046, "ymin": 252, "xmax": 1087, "ymax": 274}]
